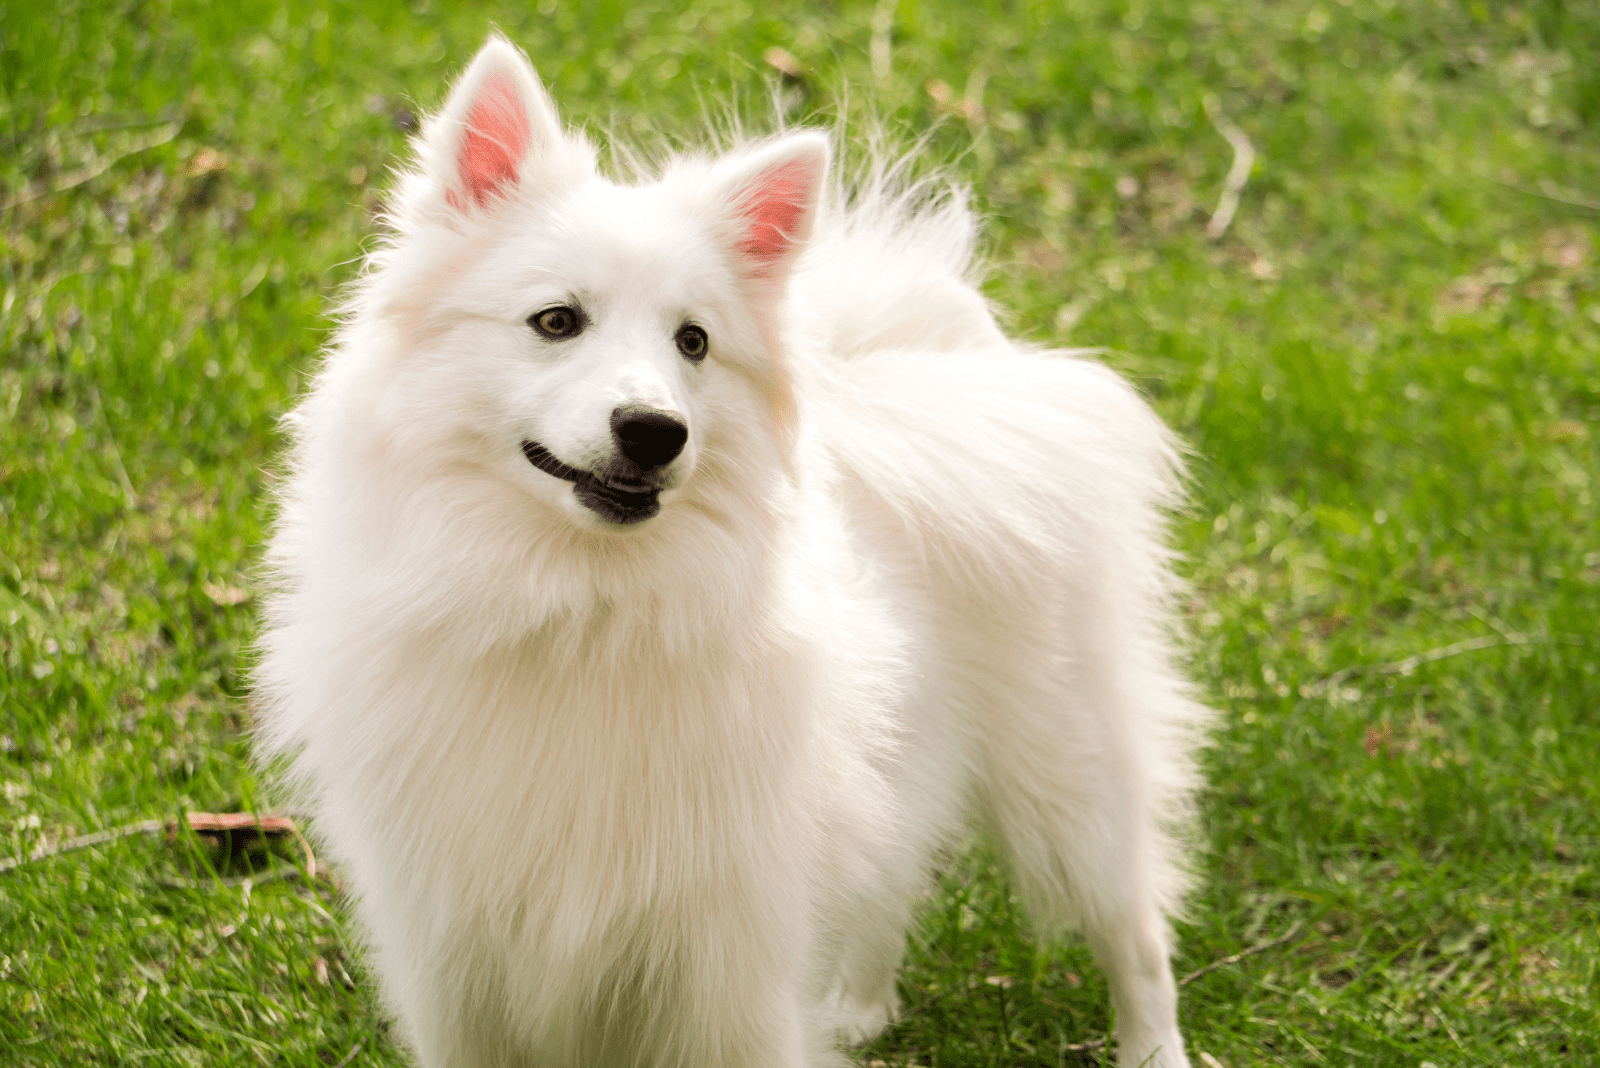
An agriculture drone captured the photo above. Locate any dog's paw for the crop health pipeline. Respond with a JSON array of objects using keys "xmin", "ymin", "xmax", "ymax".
[
  {"xmin": 836, "ymin": 996, "xmax": 898, "ymax": 1048},
  {"xmin": 1119, "ymin": 1033, "xmax": 1191, "ymax": 1068}
]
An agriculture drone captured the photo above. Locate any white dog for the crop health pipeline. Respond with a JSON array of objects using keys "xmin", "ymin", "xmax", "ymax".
[{"xmin": 255, "ymin": 36, "xmax": 1208, "ymax": 1068}]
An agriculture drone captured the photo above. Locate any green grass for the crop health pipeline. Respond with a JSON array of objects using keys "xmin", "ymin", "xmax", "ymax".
[{"xmin": 3, "ymin": 0, "xmax": 1598, "ymax": 1064}]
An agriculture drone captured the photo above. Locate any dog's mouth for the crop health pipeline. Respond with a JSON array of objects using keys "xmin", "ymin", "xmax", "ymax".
[{"xmin": 521, "ymin": 440, "xmax": 661, "ymax": 525}]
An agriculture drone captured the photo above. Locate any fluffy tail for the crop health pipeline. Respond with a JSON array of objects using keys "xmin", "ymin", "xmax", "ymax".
[{"xmin": 791, "ymin": 153, "xmax": 1008, "ymax": 359}]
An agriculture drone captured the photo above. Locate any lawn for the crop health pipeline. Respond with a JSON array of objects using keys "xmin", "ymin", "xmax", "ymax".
[{"xmin": 3, "ymin": 0, "xmax": 1598, "ymax": 1065}]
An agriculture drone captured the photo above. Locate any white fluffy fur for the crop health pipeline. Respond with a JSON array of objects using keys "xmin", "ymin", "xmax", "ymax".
[{"xmin": 255, "ymin": 36, "xmax": 1209, "ymax": 1068}]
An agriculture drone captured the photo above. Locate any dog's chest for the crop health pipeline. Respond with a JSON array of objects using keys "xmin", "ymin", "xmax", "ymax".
[
  {"xmin": 353, "ymin": 623, "xmax": 818, "ymax": 900},
  {"xmin": 341, "ymin": 628, "xmax": 827, "ymax": 1042}
]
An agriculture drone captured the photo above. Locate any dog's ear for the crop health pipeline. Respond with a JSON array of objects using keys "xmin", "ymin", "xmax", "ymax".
[
  {"xmin": 710, "ymin": 133, "xmax": 830, "ymax": 291},
  {"xmin": 701, "ymin": 134, "xmax": 828, "ymax": 466},
  {"xmin": 425, "ymin": 36, "xmax": 567, "ymax": 213}
]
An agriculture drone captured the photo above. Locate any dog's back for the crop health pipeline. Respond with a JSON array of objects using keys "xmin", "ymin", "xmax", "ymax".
[{"xmin": 785, "ymin": 176, "xmax": 1209, "ymax": 1065}]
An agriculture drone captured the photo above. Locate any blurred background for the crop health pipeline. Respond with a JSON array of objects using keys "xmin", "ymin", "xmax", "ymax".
[{"xmin": 2, "ymin": 1, "xmax": 1597, "ymax": 1065}]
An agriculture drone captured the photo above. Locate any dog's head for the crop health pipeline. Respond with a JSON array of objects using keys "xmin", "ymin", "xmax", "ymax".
[{"xmin": 364, "ymin": 37, "xmax": 827, "ymax": 533}]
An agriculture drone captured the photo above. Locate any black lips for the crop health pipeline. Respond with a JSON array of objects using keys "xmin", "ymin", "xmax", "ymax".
[{"xmin": 521, "ymin": 440, "xmax": 661, "ymax": 525}]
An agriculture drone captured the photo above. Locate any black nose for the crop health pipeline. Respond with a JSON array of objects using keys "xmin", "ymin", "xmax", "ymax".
[{"xmin": 611, "ymin": 406, "xmax": 688, "ymax": 469}]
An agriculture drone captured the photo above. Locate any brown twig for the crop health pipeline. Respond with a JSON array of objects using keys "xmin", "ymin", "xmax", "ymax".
[
  {"xmin": 184, "ymin": 812, "xmax": 298, "ymax": 837},
  {"xmin": 89, "ymin": 385, "xmax": 139, "ymax": 508},
  {"xmin": 330, "ymin": 1039, "xmax": 365, "ymax": 1068},
  {"xmin": 1300, "ymin": 634, "xmax": 1536, "ymax": 698},
  {"xmin": 1058, "ymin": 922, "xmax": 1304, "ymax": 1057},
  {"xmin": 1204, "ymin": 96, "xmax": 1254, "ymax": 240},
  {"xmin": 0, "ymin": 818, "xmax": 165, "ymax": 874},
  {"xmin": 41, "ymin": 110, "xmax": 183, "ymax": 141},
  {"xmin": 1, "ymin": 811, "xmax": 300, "ymax": 874},
  {"xmin": 1493, "ymin": 177, "xmax": 1600, "ymax": 214},
  {"xmin": 1, "ymin": 122, "xmax": 181, "ymax": 211},
  {"xmin": 1179, "ymin": 919, "xmax": 1306, "ymax": 986}
]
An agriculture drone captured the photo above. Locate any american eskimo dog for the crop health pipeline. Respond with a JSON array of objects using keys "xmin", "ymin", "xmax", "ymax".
[{"xmin": 255, "ymin": 35, "xmax": 1209, "ymax": 1068}]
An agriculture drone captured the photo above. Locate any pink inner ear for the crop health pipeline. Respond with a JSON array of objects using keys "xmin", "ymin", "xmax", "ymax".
[
  {"xmin": 456, "ymin": 73, "xmax": 530, "ymax": 208},
  {"xmin": 737, "ymin": 166, "xmax": 813, "ymax": 272}
]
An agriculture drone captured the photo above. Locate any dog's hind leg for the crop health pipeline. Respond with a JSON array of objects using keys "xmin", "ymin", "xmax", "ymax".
[{"xmin": 963, "ymin": 606, "xmax": 1196, "ymax": 1068}]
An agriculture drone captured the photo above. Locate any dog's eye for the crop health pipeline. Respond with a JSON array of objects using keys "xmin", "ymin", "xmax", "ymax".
[
  {"xmin": 675, "ymin": 324, "xmax": 708, "ymax": 363},
  {"xmin": 530, "ymin": 305, "xmax": 584, "ymax": 340}
]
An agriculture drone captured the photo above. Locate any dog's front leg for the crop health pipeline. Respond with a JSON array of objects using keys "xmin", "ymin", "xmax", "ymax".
[
  {"xmin": 673, "ymin": 975, "xmax": 809, "ymax": 1068},
  {"xmin": 637, "ymin": 841, "xmax": 820, "ymax": 1068},
  {"xmin": 662, "ymin": 906, "xmax": 813, "ymax": 1068}
]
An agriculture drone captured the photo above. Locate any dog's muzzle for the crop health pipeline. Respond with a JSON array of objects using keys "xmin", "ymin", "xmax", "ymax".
[{"xmin": 521, "ymin": 406, "xmax": 687, "ymax": 525}]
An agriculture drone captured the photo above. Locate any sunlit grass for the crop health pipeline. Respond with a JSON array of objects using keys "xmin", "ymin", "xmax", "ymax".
[{"xmin": 3, "ymin": 0, "xmax": 1598, "ymax": 1064}]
